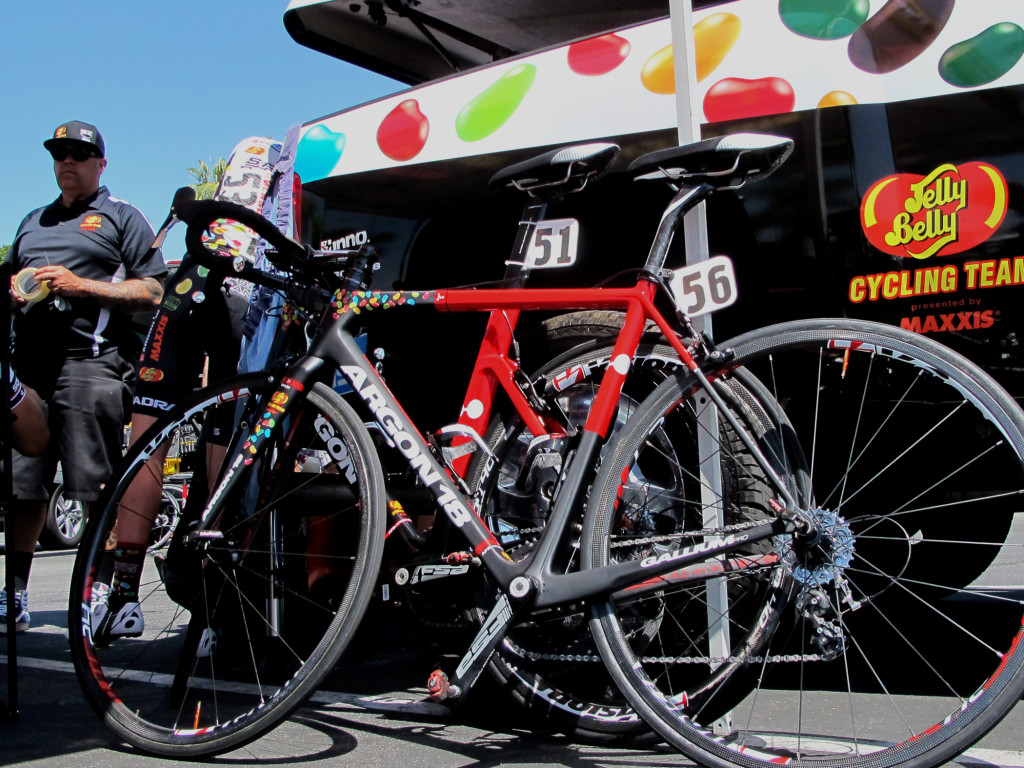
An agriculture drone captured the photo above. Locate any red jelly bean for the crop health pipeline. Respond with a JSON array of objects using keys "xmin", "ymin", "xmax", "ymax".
[
  {"xmin": 377, "ymin": 99, "xmax": 429, "ymax": 162},
  {"xmin": 568, "ymin": 33, "xmax": 631, "ymax": 76},
  {"xmin": 703, "ymin": 77, "xmax": 796, "ymax": 123}
]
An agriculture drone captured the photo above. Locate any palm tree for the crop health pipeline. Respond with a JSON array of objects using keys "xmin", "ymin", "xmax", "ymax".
[{"xmin": 186, "ymin": 158, "xmax": 228, "ymax": 200}]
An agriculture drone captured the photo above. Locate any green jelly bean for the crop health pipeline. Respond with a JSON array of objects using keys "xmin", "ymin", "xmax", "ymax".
[
  {"xmin": 940, "ymin": 22, "xmax": 1024, "ymax": 88},
  {"xmin": 779, "ymin": 0, "xmax": 869, "ymax": 40},
  {"xmin": 456, "ymin": 64, "xmax": 537, "ymax": 142}
]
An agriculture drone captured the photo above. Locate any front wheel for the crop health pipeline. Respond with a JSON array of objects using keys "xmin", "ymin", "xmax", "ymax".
[
  {"xmin": 68, "ymin": 375, "xmax": 386, "ymax": 758},
  {"xmin": 584, "ymin": 318, "xmax": 1024, "ymax": 768}
]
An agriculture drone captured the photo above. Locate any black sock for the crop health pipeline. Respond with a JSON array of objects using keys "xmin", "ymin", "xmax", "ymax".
[{"xmin": 111, "ymin": 546, "xmax": 147, "ymax": 602}]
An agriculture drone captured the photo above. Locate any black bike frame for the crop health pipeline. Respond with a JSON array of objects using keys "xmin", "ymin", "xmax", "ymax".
[{"xmin": 189, "ymin": 172, "xmax": 801, "ymax": 695}]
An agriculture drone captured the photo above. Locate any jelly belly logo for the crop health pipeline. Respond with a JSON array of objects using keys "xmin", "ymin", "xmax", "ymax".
[{"xmin": 860, "ymin": 163, "xmax": 1008, "ymax": 260}]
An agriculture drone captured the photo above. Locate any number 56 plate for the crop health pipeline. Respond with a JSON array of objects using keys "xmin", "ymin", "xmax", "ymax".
[{"xmin": 667, "ymin": 255, "xmax": 738, "ymax": 317}]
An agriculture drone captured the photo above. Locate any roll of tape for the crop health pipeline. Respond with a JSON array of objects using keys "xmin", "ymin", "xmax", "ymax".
[{"xmin": 13, "ymin": 267, "xmax": 50, "ymax": 303}]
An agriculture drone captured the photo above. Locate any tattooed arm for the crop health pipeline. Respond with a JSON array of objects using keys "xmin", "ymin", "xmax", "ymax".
[{"xmin": 29, "ymin": 264, "xmax": 164, "ymax": 311}]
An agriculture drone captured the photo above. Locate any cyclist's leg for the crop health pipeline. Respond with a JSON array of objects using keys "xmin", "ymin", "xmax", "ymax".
[
  {"xmin": 116, "ymin": 260, "xmax": 215, "ymax": 546},
  {"xmin": 584, "ymin": 318, "xmax": 1024, "ymax": 768},
  {"xmin": 70, "ymin": 377, "xmax": 386, "ymax": 758}
]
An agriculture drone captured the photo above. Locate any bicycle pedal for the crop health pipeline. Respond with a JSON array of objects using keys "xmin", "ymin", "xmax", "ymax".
[{"xmin": 426, "ymin": 669, "xmax": 460, "ymax": 703}]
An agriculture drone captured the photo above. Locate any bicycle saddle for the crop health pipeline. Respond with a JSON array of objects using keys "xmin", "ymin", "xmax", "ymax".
[
  {"xmin": 629, "ymin": 133, "xmax": 794, "ymax": 189},
  {"xmin": 489, "ymin": 141, "xmax": 621, "ymax": 199}
]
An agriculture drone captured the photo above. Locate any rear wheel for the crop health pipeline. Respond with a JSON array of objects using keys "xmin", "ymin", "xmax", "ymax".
[
  {"xmin": 584, "ymin": 319, "xmax": 1024, "ymax": 768},
  {"xmin": 69, "ymin": 375, "xmax": 386, "ymax": 758}
]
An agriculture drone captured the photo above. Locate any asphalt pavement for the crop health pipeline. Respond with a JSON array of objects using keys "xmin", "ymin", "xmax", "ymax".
[{"xmin": 2, "ymin": 547, "xmax": 1023, "ymax": 768}]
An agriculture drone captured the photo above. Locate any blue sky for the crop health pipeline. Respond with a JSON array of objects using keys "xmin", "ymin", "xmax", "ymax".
[{"xmin": 2, "ymin": 1, "xmax": 402, "ymax": 255}]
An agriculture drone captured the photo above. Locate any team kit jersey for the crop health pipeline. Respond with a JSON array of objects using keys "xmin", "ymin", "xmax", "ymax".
[{"xmin": 10, "ymin": 187, "xmax": 167, "ymax": 367}]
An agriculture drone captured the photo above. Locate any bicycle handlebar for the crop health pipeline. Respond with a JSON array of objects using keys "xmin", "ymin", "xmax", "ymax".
[
  {"xmin": 171, "ymin": 188, "xmax": 376, "ymax": 296},
  {"xmin": 176, "ymin": 193, "xmax": 308, "ymax": 278}
]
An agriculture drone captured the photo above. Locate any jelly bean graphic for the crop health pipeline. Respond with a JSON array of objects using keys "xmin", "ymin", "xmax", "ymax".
[
  {"xmin": 567, "ymin": 33, "xmax": 630, "ymax": 76},
  {"xmin": 377, "ymin": 99, "xmax": 429, "ymax": 161},
  {"xmin": 939, "ymin": 23, "xmax": 1024, "ymax": 88},
  {"xmin": 704, "ymin": 77, "xmax": 796, "ymax": 123},
  {"xmin": 848, "ymin": 0, "xmax": 954, "ymax": 74},
  {"xmin": 456, "ymin": 64, "xmax": 537, "ymax": 142},
  {"xmin": 641, "ymin": 44, "xmax": 676, "ymax": 94},
  {"xmin": 694, "ymin": 13, "xmax": 742, "ymax": 82},
  {"xmin": 779, "ymin": 0, "xmax": 869, "ymax": 40},
  {"xmin": 818, "ymin": 90, "xmax": 858, "ymax": 107},
  {"xmin": 295, "ymin": 124, "xmax": 346, "ymax": 181}
]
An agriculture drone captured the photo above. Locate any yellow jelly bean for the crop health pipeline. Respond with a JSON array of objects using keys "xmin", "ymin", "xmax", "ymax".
[
  {"xmin": 641, "ymin": 44, "xmax": 676, "ymax": 94},
  {"xmin": 695, "ymin": 13, "xmax": 742, "ymax": 82}
]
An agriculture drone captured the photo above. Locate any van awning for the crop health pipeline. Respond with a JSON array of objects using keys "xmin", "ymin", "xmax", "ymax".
[{"xmin": 284, "ymin": 0, "xmax": 722, "ymax": 85}]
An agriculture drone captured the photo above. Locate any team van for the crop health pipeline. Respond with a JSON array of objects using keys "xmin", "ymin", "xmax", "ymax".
[
  {"xmin": 280, "ymin": 0, "xmax": 1024, "ymax": 571},
  {"xmin": 283, "ymin": 0, "xmax": 1024, "ymax": 387}
]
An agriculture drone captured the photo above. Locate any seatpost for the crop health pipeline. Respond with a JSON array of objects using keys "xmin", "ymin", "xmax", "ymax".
[
  {"xmin": 504, "ymin": 199, "xmax": 547, "ymax": 285},
  {"xmin": 644, "ymin": 181, "xmax": 714, "ymax": 272}
]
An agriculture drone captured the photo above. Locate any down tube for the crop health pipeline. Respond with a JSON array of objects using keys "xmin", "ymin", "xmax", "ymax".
[{"xmin": 326, "ymin": 329, "xmax": 517, "ymax": 581}]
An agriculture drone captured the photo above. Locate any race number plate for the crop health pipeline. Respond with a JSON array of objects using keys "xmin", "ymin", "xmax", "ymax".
[
  {"xmin": 516, "ymin": 219, "xmax": 579, "ymax": 269},
  {"xmin": 668, "ymin": 255, "xmax": 738, "ymax": 317}
]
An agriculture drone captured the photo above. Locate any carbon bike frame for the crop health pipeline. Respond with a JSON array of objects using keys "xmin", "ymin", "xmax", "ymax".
[
  {"xmin": 193, "ymin": 278, "xmax": 794, "ymax": 695},
  {"xmin": 186, "ymin": 173, "xmax": 803, "ymax": 697}
]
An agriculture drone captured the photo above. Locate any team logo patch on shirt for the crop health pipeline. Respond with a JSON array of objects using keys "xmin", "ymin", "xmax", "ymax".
[
  {"xmin": 81, "ymin": 215, "xmax": 103, "ymax": 231},
  {"xmin": 139, "ymin": 367, "xmax": 165, "ymax": 382}
]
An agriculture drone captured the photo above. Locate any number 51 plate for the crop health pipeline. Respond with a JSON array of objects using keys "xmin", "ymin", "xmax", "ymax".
[{"xmin": 667, "ymin": 255, "xmax": 738, "ymax": 317}]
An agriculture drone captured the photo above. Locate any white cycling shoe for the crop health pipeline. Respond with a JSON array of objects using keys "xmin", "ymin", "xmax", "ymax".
[{"xmin": 90, "ymin": 582, "xmax": 145, "ymax": 647}]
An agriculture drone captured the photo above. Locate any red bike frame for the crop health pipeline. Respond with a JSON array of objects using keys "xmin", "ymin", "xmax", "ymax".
[{"xmin": 444, "ymin": 280, "xmax": 697, "ymax": 476}]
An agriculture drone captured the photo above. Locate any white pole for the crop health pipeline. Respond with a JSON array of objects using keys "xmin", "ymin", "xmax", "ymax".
[{"xmin": 668, "ymin": 0, "xmax": 733, "ymax": 736}]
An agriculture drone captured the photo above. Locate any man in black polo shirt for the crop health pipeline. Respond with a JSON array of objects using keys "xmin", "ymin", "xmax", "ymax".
[{"xmin": 1, "ymin": 121, "xmax": 167, "ymax": 633}]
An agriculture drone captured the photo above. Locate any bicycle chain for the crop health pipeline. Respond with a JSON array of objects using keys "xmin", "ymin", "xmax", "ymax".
[
  {"xmin": 505, "ymin": 636, "xmax": 823, "ymax": 665},
  {"xmin": 497, "ymin": 518, "xmax": 804, "ymax": 666},
  {"xmin": 505, "ymin": 517, "xmax": 770, "ymax": 552},
  {"xmin": 608, "ymin": 517, "xmax": 772, "ymax": 550}
]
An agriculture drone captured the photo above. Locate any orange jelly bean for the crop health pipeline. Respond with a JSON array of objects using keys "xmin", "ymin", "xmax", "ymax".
[{"xmin": 818, "ymin": 90, "xmax": 859, "ymax": 107}]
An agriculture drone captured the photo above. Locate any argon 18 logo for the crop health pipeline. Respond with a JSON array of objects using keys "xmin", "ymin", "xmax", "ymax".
[{"xmin": 861, "ymin": 162, "xmax": 1008, "ymax": 260}]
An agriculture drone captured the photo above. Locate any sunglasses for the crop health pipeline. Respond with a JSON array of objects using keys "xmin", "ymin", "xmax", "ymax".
[{"xmin": 49, "ymin": 144, "xmax": 98, "ymax": 162}]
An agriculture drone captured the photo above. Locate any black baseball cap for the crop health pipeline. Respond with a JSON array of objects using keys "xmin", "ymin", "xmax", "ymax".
[{"xmin": 43, "ymin": 120, "xmax": 105, "ymax": 158}]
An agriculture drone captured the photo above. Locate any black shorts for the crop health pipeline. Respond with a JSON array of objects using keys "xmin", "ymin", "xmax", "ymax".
[
  {"xmin": 12, "ymin": 349, "xmax": 134, "ymax": 502},
  {"xmin": 133, "ymin": 258, "xmax": 248, "ymax": 443}
]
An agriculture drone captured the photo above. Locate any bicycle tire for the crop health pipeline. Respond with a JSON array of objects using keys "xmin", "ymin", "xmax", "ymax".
[
  {"xmin": 69, "ymin": 374, "xmax": 386, "ymax": 758},
  {"xmin": 467, "ymin": 311, "xmax": 802, "ymax": 743},
  {"xmin": 583, "ymin": 318, "xmax": 1024, "ymax": 768}
]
